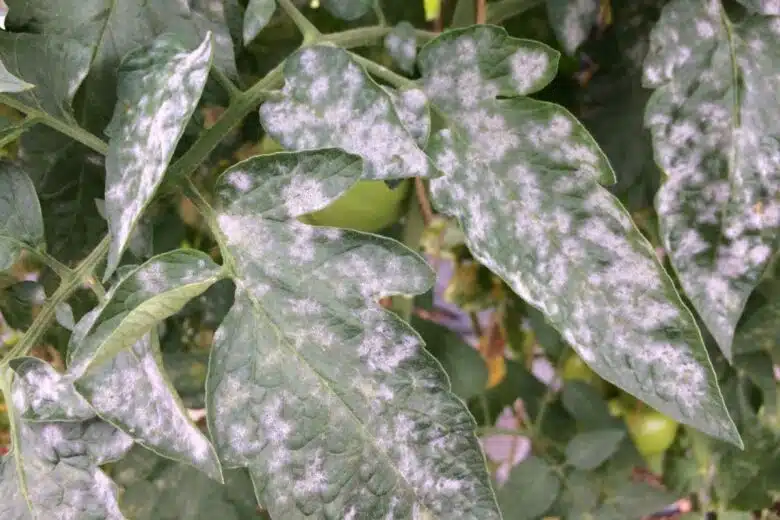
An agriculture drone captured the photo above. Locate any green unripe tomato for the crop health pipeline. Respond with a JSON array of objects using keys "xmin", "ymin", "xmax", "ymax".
[
  {"xmin": 562, "ymin": 353, "xmax": 608, "ymax": 395},
  {"xmin": 608, "ymin": 397, "xmax": 627, "ymax": 417},
  {"xmin": 305, "ymin": 179, "xmax": 411, "ymax": 233},
  {"xmin": 626, "ymin": 409, "xmax": 679, "ymax": 457}
]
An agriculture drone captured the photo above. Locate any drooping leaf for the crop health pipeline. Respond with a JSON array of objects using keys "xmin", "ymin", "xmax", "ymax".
[
  {"xmin": 113, "ymin": 445, "xmax": 258, "ymax": 520},
  {"xmin": 320, "ymin": 0, "xmax": 372, "ymax": 21},
  {"xmin": 565, "ymin": 428, "xmax": 626, "ymax": 470},
  {"xmin": 103, "ymin": 34, "xmax": 212, "ymax": 279},
  {"xmin": 417, "ymin": 25, "xmax": 740, "ymax": 444},
  {"xmin": 0, "ymin": 33, "xmax": 90, "ymax": 122},
  {"xmin": 72, "ymin": 332, "xmax": 223, "ymax": 482},
  {"xmin": 68, "ymin": 250, "xmax": 224, "ymax": 376},
  {"xmin": 207, "ymin": 149, "xmax": 501, "ymax": 519},
  {"xmin": 0, "ymin": 162, "xmax": 44, "ymax": 270},
  {"xmin": 244, "ymin": 0, "xmax": 276, "ymax": 45},
  {"xmin": 6, "ymin": 0, "xmax": 238, "ymax": 131},
  {"xmin": 0, "ymin": 364, "xmax": 133, "ymax": 519},
  {"xmin": 643, "ymin": 0, "xmax": 780, "ymax": 358},
  {"xmin": 498, "ymin": 456, "xmax": 560, "ymax": 519},
  {"xmin": 259, "ymin": 45, "xmax": 436, "ymax": 180},
  {"xmin": 546, "ymin": 0, "xmax": 600, "ymax": 54},
  {"xmin": 385, "ymin": 22, "xmax": 417, "ymax": 75}
]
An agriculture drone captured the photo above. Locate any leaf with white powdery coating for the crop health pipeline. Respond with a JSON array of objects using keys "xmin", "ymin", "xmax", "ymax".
[
  {"xmin": 9, "ymin": 357, "xmax": 92, "ymax": 422},
  {"xmin": 259, "ymin": 45, "xmax": 437, "ymax": 180},
  {"xmin": 417, "ymin": 25, "xmax": 740, "ymax": 445},
  {"xmin": 72, "ymin": 332, "xmax": 223, "ymax": 482},
  {"xmin": 385, "ymin": 22, "xmax": 418, "ymax": 75},
  {"xmin": 68, "ymin": 249, "xmax": 224, "ymax": 377},
  {"xmin": 737, "ymin": 0, "xmax": 780, "ymax": 14},
  {"xmin": 207, "ymin": 149, "xmax": 501, "ymax": 519},
  {"xmin": 644, "ymin": 0, "xmax": 780, "ymax": 359},
  {"xmin": 0, "ymin": 59, "xmax": 33, "ymax": 92},
  {"xmin": 104, "ymin": 34, "xmax": 212, "ymax": 279},
  {"xmin": 244, "ymin": 0, "xmax": 276, "ymax": 45},
  {"xmin": 0, "ymin": 163, "xmax": 44, "ymax": 271},
  {"xmin": 0, "ymin": 365, "xmax": 133, "ymax": 520},
  {"xmin": 546, "ymin": 0, "xmax": 600, "ymax": 54}
]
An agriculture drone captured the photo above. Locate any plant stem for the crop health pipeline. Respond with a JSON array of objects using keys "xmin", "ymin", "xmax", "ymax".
[
  {"xmin": 1, "ymin": 236, "xmax": 110, "ymax": 364},
  {"xmin": 347, "ymin": 52, "xmax": 416, "ymax": 89},
  {"xmin": 321, "ymin": 26, "xmax": 439, "ymax": 48},
  {"xmin": 0, "ymin": 95, "xmax": 108, "ymax": 156},
  {"xmin": 211, "ymin": 67, "xmax": 242, "ymax": 101},
  {"xmin": 278, "ymin": 0, "xmax": 321, "ymax": 43},
  {"xmin": 486, "ymin": 0, "xmax": 543, "ymax": 24},
  {"xmin": 165, "ymin": 61, "xmax": 285, "ymax": 188},
  {"xmin": 373, "ymin": 0, "xmax": 387, "ymax": 26}
]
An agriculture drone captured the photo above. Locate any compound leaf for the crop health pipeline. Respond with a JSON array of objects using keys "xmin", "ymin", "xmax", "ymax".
[
  {"xmin": 0, "ymin": 364, "xmax": 133, "ymax": 520},
  {"xmin": 0, "ymin": 162, "xmax": 44, "ymax": 271},
  {"xmin": 244, "ymin": 0, "xmax": 276, "ymax": 45},
  {"xmin": 68, "ymin": 250, "xmax": 224, "ymax": 377},
  {"xmin": 417, "ymin": 25, "xmax": 740, "ymax": 445},
  {"xmin": 643, "ymin": 0, "xmax": 780, "ymax": 358},
  {"xmin": 103, "ymin": 35, "xmax": 212, "ymax": 279},
  {"xmin": 206, "ymin": 149, "xmax": 501, "ymax": 519},
  {"xmin": 259, "ymin": 45, "xmax": 436, "ymax": 180}
]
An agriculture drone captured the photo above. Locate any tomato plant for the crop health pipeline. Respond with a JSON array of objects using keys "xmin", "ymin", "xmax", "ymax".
[{"xmin": 0, "ymin": 0, "xmax": 778, "ymax": 519}]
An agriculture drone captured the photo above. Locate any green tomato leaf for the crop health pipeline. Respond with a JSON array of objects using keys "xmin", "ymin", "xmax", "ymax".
[
  {"xmin": 498, "ymin": 456, "xmax": 560, "ymax": 520},
  {"xmin": 737, "ymin": 0, "xmax": 780, "ymax": 14},
  {"xmin": 0, "ymin": 33, "xmax": 90, "ymax": 122},
  {"xmin": 207, "ymin": 149, "xmax": 501, "ymax": 519},
  {"xmin": 561, "ymin": 380, "xmax": 617, "ymax": 430},
  {"xmin": 0, "ymin": 365, "xmax": 133, "ymax": 520},
  {"xmin": 113, "ymin": 445, "xmax": 259, "ymax": 520},
  {"xmin": 73, "ymin": 332, "xmax": 223, "ymax": 482},
  {"xmin": 593, "ymin": 480, "xmax": 677, "ymax": 520},
  {"xmin": 244, "ymin": 0, "xmax": 276, "ymax": 45},
  {"xmin": 103, "ymin": 34, "xmax": 212, "ymax": 279},
  {"xmin": 565, "ymin": 429, "xmax": 626, "ymax": 470},
  {"xmin": 546, "ymin": 0, "xmax": 600, "ymax": 54},
  {"xmin": 418, "ymin": 25, "xmax": 740, "ymax": 445},
  {"xmin": 68, "ymin": 250, "xmax": 224, "ymax": 377},
  {"xmin": 0, "ymin": 163, "xmax": 44, "ymax": 271},
  {"xmin": 385, "ymin": 22, "xmax": 418, "ymax": 75},
  {"xmin": 259, "ymin": 46, "xmax": 436, "ymax": 180},
  {"xmin": 385, "ymin": 86, "xmax": 431, "ymax": 149},
  {"xmin": 643, "ymin": 0, "xmax": 780, "ymax": 358},
  {"xmin": 6, "ymin": 0, "xmax": 237, "ymax": 131},
  {"xmin": 320, "ymin": 0, "xmax": 372, "ymax": 20}
]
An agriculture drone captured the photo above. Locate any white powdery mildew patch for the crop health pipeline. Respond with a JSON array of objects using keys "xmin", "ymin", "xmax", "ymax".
[
  {"xmin": 418, "ymin": 26, "xmax": 735, "ymax": 439},
  {"xmin": 259, "ymin": 46, "xmax": 433, "ymax": 180},
  {"xmin": 104, "ymin": 35, "xmax": 212, "ymax": 276},
  {"xmin": 76, "ymin": 336, "xmax": 221, "ymax": 479},
  {"xmin": 645, "ymin": 0, "xmax": 780, "ymax": 355},
  {"xmin": 385, "ymin": 87, "xmax": 431, "ymax": 149},
  {"xmin": 208, "ymin": 156, "xmax": 500, "ymax": 517},
  {"xmin": 11, "ymin": 358, "xmax": 92, "ymax": 421},
  {"xmin": 385, "ymin": 22, "xmax": 417, "ymax": 74},
  {"xmin": 548, "ymin": 0, "xmax": 599, "ymax": 54},
  {"xmin": 9, "ymin": 420, "xmax": 131, "ymax": 519}
]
